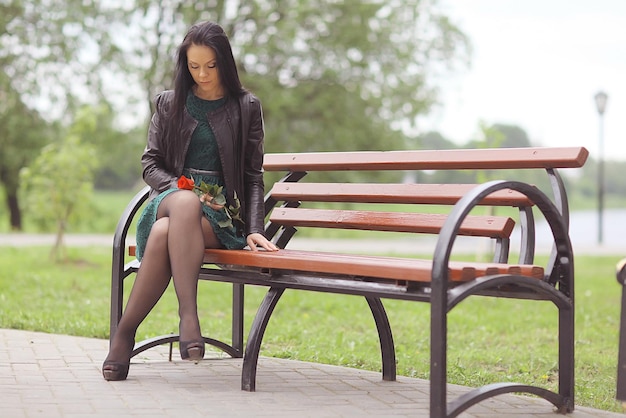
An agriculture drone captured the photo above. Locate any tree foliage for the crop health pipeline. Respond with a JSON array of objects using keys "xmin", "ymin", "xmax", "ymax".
[
  {"xmin": 1, "ymin": 0, "xmax": 132, "ymax": 229},
  {"xmin": 0, "ymin": 76, "xmax": 52, "ymax": 230},
  {"xmin": 110, "ymin": 0, "xmax": 470, "ymax": 154},
  {"xmin": 235, "ymin": 0, "xmax": 469, "ymax": 154},
  {"xmin": 1, "ymin": 0, "xmax": 131, "ymax": 119},
  {"xmin": 19, "ymin": 107, "xmax": 99, "ymax": 260},
  {"xmin": 84, "ymin": 103, "xmax": 145, "ymax": 190},
  {"xmin": 4, "ymin": 0, "xmax": 469, "ymax": 154}
]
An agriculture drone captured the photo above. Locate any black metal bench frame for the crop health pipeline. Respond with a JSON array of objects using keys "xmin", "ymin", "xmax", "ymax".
[{"xmin": 110, "ymin": 147, "xmax": 585, "ymax": 418}]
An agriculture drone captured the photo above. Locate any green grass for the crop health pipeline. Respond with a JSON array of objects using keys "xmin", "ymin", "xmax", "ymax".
[
  {"xmin": 0, "ymin": 246, "xmax": 622, "ymax": 412},
  {"xmin": 0, "ymin": 188, "xmax": 141, "ymax": 233}
]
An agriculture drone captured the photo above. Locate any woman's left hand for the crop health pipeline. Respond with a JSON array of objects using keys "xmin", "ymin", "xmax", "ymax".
[{"xmin": 247, "ymin": 233, "xmax": 279, "ymax": 252}]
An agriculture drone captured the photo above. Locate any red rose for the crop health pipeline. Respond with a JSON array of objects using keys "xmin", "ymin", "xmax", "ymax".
[{"xmin": 177, "ymin": 176, "xmax": 195, "ymax": 190}]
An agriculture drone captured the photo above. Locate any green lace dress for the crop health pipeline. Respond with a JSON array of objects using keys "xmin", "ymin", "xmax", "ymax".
[{"xmin": 135, "ymin": 93, "xmax": 247, "ymax": 260}]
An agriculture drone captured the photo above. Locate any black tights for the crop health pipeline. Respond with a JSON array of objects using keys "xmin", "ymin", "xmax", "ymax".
[{"xmin": 106, "ymin": 190, "xmax": 220, "ymax": 363}]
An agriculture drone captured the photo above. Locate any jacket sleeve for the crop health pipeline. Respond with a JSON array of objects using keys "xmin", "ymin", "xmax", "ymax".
[
  {"xmin": 243, "ymin": 95, "xmax": 266, "ymax": 236},
  {"xmin": 141, "ymin": 92, "xmax": 178, "ymax": 193}
]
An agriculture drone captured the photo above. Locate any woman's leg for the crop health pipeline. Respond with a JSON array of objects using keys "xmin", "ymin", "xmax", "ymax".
[
  {"xmin": 104, "ymin": 190, "xmax": 221, "ymax": 375},
  {"xmin": 155, "ymin": 191, "xmax": 219, "ymax": 347},
  {"xmin": 103, "ymin": 217, "xmax": 173, "ymax": 377}
]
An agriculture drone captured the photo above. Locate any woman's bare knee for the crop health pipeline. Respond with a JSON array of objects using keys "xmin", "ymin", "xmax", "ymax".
[{"xmin": 158, "ymin": 190, "xmax": 202, "ymax": 218}]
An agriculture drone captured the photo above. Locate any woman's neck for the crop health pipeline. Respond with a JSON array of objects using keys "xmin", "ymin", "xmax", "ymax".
[{"xmin": 193, "ymin": 84, "xmax": 225, "ymax": 101}]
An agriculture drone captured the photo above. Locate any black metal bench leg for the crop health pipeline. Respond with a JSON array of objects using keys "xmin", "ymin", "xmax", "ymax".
[
  {"xmin": 618, "ymin": 283, "xmax": 626, "ymax": 402},
  {"xmin": 365, "ymin": 297, "xmax": 396, "ymax": 381},
  {"xmin": 430, "ymin": 287, "xmax": 448, "ymax": 417},
  {"xmin": 241, "ymin": 287, "xmax": 285, "ymax": 392},
  {"xmin": 558, "ymin": 304, "xmax": 575, "ymax": 412},
  {"xmin": 232, "ymin": 283, "xmax": 244, "ymax": 357},
  {"xmin": 109, "ymin": 267, "xmax": 124, "ymax": 347}
]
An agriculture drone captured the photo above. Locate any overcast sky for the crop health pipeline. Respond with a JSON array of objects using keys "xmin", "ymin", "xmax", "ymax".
[{"xmin": 421, "ymin": 0, "xmax": 626, "ymax": 161}]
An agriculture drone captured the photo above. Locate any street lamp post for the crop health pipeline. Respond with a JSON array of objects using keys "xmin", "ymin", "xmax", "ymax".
[{"xmin": 594, "ymin": 91, "xmax": 608, "ymax": 245}]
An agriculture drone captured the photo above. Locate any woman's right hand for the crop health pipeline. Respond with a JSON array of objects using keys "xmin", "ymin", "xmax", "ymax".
[{"xmin": 246, "ymin": 233, "xmax": 279, "ymax": 252}]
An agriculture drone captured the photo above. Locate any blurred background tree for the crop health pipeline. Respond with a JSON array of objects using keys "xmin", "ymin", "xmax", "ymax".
[
  {"xmin": 115, "ymin": 0, "xmax": 470, "ymax": 154},
  {"xmin": 0, "ymin": 80, "xmax": 52, "ymax": 230},
  {"xmin": 1, "ymin": 0, "xmax": 137, "ymax": 230},
  {"xmin": 2, "ymin": 0, "xmax": 619, "ymax": 233},
  {"xmin": 19, "ymin": 106, "xmax": 99, "ymax": 259},
  {"xmin": 2, "ymin": 0, "xmax": 470, "ymax": 230}
]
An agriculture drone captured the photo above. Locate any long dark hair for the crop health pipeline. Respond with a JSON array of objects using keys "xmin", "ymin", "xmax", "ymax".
[{"xmin": 166, "ymin": 21, "xmax": 247, "ymax": 146}]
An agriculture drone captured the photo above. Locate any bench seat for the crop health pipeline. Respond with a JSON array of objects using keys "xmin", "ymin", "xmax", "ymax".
[{"xmin": 128, "ymin": 246, "xmax": 543, "ymax": 283}]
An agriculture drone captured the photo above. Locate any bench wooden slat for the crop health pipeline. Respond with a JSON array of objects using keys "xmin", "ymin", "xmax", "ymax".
[
  {"xmin": 270, "ymin": 207, "xmax": 515, "ymax": 238},
  {"xmin": 263, "ymin": 147, "xmax": 588, "ymax": 172},
  {"xmin": 201, "ymin": 249, "xmax": 544, "ymax": 283},
  {"xmin": 270, "ymin": 183, "xmax": 533, "ymax": 206},
  {"xmin": 126, "ymin": 246, "xmax": 543, "ymax": 282}
]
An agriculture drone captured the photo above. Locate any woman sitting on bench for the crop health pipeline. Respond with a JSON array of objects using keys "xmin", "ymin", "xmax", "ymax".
[{"xmin": 102, "ymin": 20, "xmax": 277, "ymax": 382}]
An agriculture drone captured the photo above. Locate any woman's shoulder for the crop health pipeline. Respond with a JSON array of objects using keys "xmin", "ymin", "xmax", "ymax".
[
  {"xmin": 237, "ymin": 91, "xmax": 261, "ymax": 112},
  {"xmin": 153, "ymin": 90, "xmax": 175, "ymax": 107},
  {"xmin": 149, "ymin": 90, "xmax": 176, "ymax": 116}
]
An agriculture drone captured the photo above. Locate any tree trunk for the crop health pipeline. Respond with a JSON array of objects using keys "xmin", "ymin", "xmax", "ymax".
[
  {"xmin": 6, "ymin": 190, "xmax": 22, "ymax": 231},
  {"xmin": 50, "ymin": 219, "xmax": 67, "ymax": 262}
]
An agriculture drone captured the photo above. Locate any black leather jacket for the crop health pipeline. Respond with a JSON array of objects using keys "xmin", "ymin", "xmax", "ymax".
[{"xmin": 141, "ymin": 90, "xmax": 266, "ymax": 237}]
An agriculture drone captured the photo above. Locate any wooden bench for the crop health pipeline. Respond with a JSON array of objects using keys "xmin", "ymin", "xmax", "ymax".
[{"xmin": 110, "ymin": 146, "xmax": 588, "ymax": 417}]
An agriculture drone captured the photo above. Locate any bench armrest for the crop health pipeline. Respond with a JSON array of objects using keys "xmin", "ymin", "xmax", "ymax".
[
  {"xmin": 432, "ymin": 180, "xmax": 573, "ymax": 291},
  {"xmin": 110, "ymin": 185, "xmax": 150, "ymax": 338}
]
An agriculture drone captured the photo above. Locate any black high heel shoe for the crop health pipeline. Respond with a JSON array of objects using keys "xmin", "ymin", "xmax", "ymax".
[
  {"xmin": 102, "ymin": 360, "xmax": 130, "ymax": 381},
  {"xmin": 102, "ymin": 333, "xmax": 134, "ymax": 381},
  {"xmin": 180, "ymin": 339, "xmax": 205, "ymax": 362}
]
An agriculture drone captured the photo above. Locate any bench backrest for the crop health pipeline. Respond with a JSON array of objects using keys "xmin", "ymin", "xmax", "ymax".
[{"xmin": 261, "ymin": 147, "xmax": 588, "ymax": 264}]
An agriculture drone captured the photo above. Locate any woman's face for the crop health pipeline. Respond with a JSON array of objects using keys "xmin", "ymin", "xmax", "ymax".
[{"xmin": 187, "ymin": 43, "xmax": 224, "ymax": 100}]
